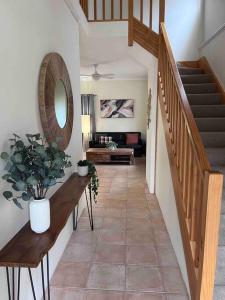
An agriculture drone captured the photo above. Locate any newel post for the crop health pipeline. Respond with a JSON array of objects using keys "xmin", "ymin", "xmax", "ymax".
[
  {"xmin": 159, "ymin": 0, "xmax": 165, "ymax": 29},
  {"xmin": 128, "ymin": 0, "xmax": 134, "ymax": 46}
]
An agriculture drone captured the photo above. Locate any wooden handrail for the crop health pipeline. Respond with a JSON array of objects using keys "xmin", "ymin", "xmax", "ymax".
[{"xmin": 158, "ymin": 22, "xmax": 223, "ymax": 300}]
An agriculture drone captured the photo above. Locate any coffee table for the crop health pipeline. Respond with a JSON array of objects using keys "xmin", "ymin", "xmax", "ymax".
[{"xmin": 86, "ymin": 148, "xmax": 135, "ymax": 165}]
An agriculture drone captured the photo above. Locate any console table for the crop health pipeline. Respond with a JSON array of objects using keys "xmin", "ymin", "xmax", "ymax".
[{"xmin": 0, "ymin": 173, "xmax": 93, "ymax": 300}]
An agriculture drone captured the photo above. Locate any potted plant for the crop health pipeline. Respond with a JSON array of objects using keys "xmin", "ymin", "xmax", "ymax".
[
  {"xmin": 77, "ymin": 160, "xmax": 89, "ymax": 176},
  {"xmin": 87, "ymin": 160, "xmax": 99, "ymax": 203},
  {"xmin": 106, "ymin": 141, "xmax": 118, "ymax": 151},
  {"xmin": 1, "ymin": 133, "xmax": 72, "ymax": 234}
]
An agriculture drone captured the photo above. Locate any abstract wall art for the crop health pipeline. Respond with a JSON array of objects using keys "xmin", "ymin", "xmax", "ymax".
[{"xmin": 100, "ymin": 99, "xmax": 134, "ymax": 118}]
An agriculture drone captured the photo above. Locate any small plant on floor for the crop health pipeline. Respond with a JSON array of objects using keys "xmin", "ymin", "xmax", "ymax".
[
  {"xmin": 106, "ymin": 141, "xmax": 118, "ymax": 151},
  {"xmin": 87, "ymin": 160, "xmax": 99, "ymax": 203}
]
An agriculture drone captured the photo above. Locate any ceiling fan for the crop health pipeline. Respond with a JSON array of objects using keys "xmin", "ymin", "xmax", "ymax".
[{"xmin": 81, "ymin": 64, "xmax": 115, "ymax": 81}]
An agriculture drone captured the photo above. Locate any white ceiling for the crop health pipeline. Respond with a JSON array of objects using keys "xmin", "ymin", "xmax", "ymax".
[{"xmin": 80, "ymin": 30, "xmax": 149, "ymax": 80}]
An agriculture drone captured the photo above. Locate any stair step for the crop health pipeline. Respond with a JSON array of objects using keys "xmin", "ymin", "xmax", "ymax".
[
  {"xmin": 200, "ymin": 132, "xmax": 225, "ymax": 147},
  {"xmin": 191, "ymin": 105, "xmax": 225, "ymax": 117},
  {"xmin": 187, "ymin": 93, "xmax": 222, "ymax": 105},
  {"xmin": 178, "ymin": 67, "xmax": 203, "ymax": 75},
  {"xmin": 195, "ymin": 118, "xmax": 225, "ymax": 132},
  {"xmin": 205, "ymin": 148, "xmax": 225, "ymax": 166},
  {"xmin": 184, "ymin": 83, "xmax": 217, "ymax": 94},
  {"xmin": 181, "ymin": 74, "xmax": 213, "ymax": 84}
]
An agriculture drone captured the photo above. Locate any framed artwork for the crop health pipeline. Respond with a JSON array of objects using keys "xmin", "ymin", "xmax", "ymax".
[
  {"xmin": 100, "ymin": 99, "xmax": 134, "ymax": 118},
  {"xmin": 147, "ymin": 89, "xmax": 152, "ymax": 128}
]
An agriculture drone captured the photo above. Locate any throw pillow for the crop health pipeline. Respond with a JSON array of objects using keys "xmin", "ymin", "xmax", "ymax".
[
  {"xmin": 126, "ymin": 133, "xmax": 139, "ymax": 145},
  {"xmin": 99, "ymin": 136, "xmax": 105, "ymax": 144}
]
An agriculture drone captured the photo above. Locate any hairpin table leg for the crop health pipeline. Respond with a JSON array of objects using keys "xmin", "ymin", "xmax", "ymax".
[
  {"xmin": 41, "ymin": 260, "xmax": 46, "ymax": 300},
  {"xmin": 6, "ymin": 267, "xmax": 11, "ymax": 300},
  {"xmin": 28, "ymin": 268, "xmax": 36, "ymax": 300},
  {"xmin": 85, "ymin": 188, "xmax": 94, "ymax": 230},
  {"xmin": 12, "ymin": 267, "xmax": 15, "ymax": 300},
  {"xmin": 73, "ymin": 204, "xmax": 79, "ymax": 231},
  {"xmin": 46, "ymin": 253, "xmax": 50, "ymax": 300},
  {"xmin": 17, "ymin": 268, "xmax": 21, "ymax": 300}
]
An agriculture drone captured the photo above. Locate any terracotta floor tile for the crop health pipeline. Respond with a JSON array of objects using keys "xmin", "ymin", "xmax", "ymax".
[
  {"xmin": 166, "ymin": 295, "xmax": 189, "ymax": 300},
  {"xmin": 157, "ymin": 247, "xmax": 178, "ymax": 267},
  {"xmin": 126, "ymin": 266, "xmax": 164, "ymax": 292},
  {"xmin": 87, "ymin": 264, "xmax": 126, "ymax": 290},
  {"xmin": 61, "ymin": 243, "xmax": 96, "ymax": 263},
  {"xmin": 107, "ymin": 200, "xmax": 127, "ymax": 209},
  {"xmin": 94, "ymin": 243, "xmax": 126, "ymax": 264},
  {"xmin": 126, "ymin": 218, "xmax": 152, "ymax": 231},
  {"xmin": 161, "ymin": 268, "xmax": 186, "ymax": 294},
  {"xmin": 70, "ymin": 230, "xmax": 99, "ymax": 245},
  {"xmin": 77, "ymin": 217, "xmax": 103, "ymax": 230},
  {"xmin": 50, "ymin": 158, "xmax": 187, "ymax": 298},
  {"xmin": 51, "ymin": 262, "xmax": 90, "ymax": 288},
  {"xmin": 105, "ymin": 208, "xmax": 126, "ymax": 218},
  {"xmin": 126, "ymin": 230, "xmax": 155, "ymax": 245},
  {"xmin": 51, "ymin": 287, "xmax": 85, "ymax": 300},
  {"xmin": 125, "ymin": 293, "xmax": 166, "ymax": 300},
  {"xmin": 85, "ymin": 290, "xmax": 124, "ymax": 300},
  {"xmin": 103, "ymin": 217, "xmax": 126, "ymax": 231},
  {"xmin": 126, "ymin": 200, "xmax": 147, "ymax": 209},
  {"xmin": 127, "ymin": 208, "xmax": 151, "ymax": 219},
  {"xmin": 98, "ymin": 229, "xmax": 126, "ymax": 245},
  {"xmin": 126, "ymin": 245, "xmax": 159, "ymax": 265},
  {"xmin": 83, "ymin": 207, "xmax": 105, "ymax": 217},
  {"xmin": 153, "ymin": 230, "xmax": 172, "ymax": 247}
]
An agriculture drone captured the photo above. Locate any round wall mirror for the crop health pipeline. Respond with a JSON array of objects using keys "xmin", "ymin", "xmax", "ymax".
[
  {"xmin": 38, "ymin": 53, "xmax": 73, "ymax": 150},
  {"xmin": 54, "ymin": 80, "xmax": 68, "ymax": 128}
]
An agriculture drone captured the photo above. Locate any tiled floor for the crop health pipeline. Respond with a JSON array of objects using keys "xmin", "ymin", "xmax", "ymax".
[{"xmin": 51, "ymin": 158, "xmax": 189, "ymax": 300}]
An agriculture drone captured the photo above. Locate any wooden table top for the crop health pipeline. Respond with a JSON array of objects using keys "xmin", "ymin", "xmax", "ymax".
[
  {"xmin": 87, "ymin": 148, "xmax": 134, "ymax": 155},
  {"xmin": 0, "ymin": 173, "xmax": 90, "ymax": 268}
]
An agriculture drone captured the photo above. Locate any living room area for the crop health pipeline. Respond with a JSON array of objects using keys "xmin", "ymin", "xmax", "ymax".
[{"xmin": 80, "ymin": 78, "xmax": 148, "ymax": 165}]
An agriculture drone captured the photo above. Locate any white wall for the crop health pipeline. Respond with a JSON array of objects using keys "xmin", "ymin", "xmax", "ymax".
[
  {"xmin": 200, "ymin": 0, "xmax": 225, "ymax": 88},
  {"xmin": 146, "ymin": 58, "xmax": 158, "ymax": 193},
  {"xmin": 203, "ymin": 0, "xmax": 225, "ymax": 40},
  {"xmin": 155, "ymin": 108, "xmax": 190, "ymax": 294},
  {"xmin": 165, "ymin": 0, "xmax": 202, "ymax": 60},
  {"xmin": 81, "ymin": 80, "xmax": 148, "ymax": 139},
  {"xmin": 0, "ymin": 1, "xmax": 83, "ymax": 299}
]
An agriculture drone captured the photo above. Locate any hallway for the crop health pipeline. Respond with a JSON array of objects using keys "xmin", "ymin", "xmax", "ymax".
[{"xmin": 50, "ymin": 159, "xmax": 188, "ymax": 299}]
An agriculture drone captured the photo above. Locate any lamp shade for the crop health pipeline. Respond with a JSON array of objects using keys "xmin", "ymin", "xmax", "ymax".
[{"xmin": 81, "ymin": 115, "xmax": 91, "ymax": 134}]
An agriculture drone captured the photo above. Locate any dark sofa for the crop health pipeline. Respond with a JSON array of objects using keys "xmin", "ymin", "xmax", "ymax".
[{"xmin": 89, "ymin": 132, "xmax": 145, "ymax": 157}]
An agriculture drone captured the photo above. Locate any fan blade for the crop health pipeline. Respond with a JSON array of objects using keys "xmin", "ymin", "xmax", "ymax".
[
  {"xmin": 101, "ymin": 74, "xmax": 115, "ymax": 79},
  {"xmin": 80, "ymin": 74, "xmax": 92, "ymax": 77}
]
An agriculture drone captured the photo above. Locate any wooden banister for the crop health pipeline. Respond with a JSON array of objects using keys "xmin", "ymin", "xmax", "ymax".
[{"xmin": 158, "ymin": 22, "xmax": 223, "ymax": 300}]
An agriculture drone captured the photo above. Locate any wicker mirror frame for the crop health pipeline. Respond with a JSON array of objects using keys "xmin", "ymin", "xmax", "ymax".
[{"xmin": 38, "ymin": 53, "xmax": 74, "ymax": 150}]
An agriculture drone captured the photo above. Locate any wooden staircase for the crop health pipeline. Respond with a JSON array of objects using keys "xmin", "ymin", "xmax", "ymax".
[{"xmin": 79, "ymin": 1, "xmax": 224, "ymax": 299}]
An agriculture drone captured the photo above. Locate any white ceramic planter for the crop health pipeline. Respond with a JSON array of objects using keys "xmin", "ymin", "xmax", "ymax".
[
  {"xmin": 29, "ymin": 198, "xmax": 50, "ymax": 233},
  {"xmin": 78, "ymin": 165, "xmax": 89, "ymax": 176}
]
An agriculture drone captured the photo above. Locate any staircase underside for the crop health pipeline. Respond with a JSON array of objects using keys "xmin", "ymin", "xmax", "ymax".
[{"xmin": 178, "ymin": 60, "xmax": 225, "ymax": 300}]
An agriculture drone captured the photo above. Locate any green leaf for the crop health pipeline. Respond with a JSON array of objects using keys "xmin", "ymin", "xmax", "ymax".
[
  {"xmin": 15, "ymin": 140, "xmax": 24, "ymax": 149},
  {"xmin": 21, "ymin": 192, "xmax": 31, "ymax": 201},
  {"xmin": 4, "ymin": 161, "xmax": 12, "ymax": 171},
  {"xmin": 13, "ymin": 133, "xmax": 20, "ymax": 139},
  {"xmin": 12, "ymin": 153, "xmax": 22, "ymax": 163},
  {"xmin": 51, "ymin": 142, "xmax": 58, "ymax": 149},
  {"xmin": 16, "ymin": 181, "xmax": 27, "ymax": 191},
  {"xmin": 27, "ymin": 176, "xmax": 38, "ymax": 186},
  {"xmin": 3, "ymin": 191, "xmax": 13, "ymax": 200},
  {"xmin": 16, "ymin": 164, "xmax": 26, "ymax": 172},
  {"xmin": 13, "ymin": 198, "xmax": 23, "ymax": 209},
  {"xmin": 1, "ymin": 152, "xmax": 9, "ymax": 160},
  {"xmin": 2, "ymin": 174, "xmax": 10, "ymax": 180}
]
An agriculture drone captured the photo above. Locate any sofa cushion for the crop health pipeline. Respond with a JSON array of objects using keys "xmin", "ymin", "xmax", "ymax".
[{"xmin": 126, "ymin": 133, "xmax": 139, "ymax": 145}]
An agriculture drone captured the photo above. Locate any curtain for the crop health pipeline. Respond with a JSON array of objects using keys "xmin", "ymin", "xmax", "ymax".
[{"xmin": 81, "ymin": 94, "xmax": 96, "ymax": 134}]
